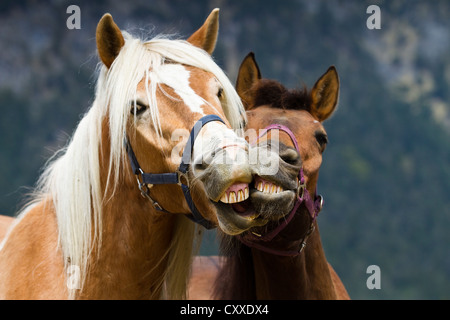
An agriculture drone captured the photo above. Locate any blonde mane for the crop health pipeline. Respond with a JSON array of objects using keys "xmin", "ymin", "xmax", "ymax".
[{"xmin": 19, "ymin": 32, "xmax": 245, "ymax": 299}]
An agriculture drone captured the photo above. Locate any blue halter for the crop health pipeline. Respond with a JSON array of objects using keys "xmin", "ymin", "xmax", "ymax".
[{"xmin": 124, "ymin": 114, "xmax": 225, "ymax": 229}]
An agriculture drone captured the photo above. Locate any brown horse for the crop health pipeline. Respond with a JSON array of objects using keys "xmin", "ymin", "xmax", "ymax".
[
  {"xmin": 189, "ymin": 53, "xmax": 349, "ymax": 299},
  {"xmin": 0, "ymin": 10, "xmax": 258, "ymax": 299}
]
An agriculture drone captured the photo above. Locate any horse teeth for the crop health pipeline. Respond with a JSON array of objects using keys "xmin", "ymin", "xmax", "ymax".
[
  {"xmin": 229, "ymin": 191, "xmax": 237, "ymax": 203},
  {"xmin": 244, "ymin": 187, "xmax": 249, "ymax": 200},
  {"xmin": 255, "ymin": 178, "xmax": 283, "ymax": 194},
  {"xmin": 257, "ymin": 182, "xmax": 263, "ymax": 192},
  {"xmin": 237, "ymin": 190, "xmax": 244, "ymax": 202},
  {"xmin": 220, "ymin": 185, "xmax": 250, "ymax": 204},
  {"xmin": 220, "ymin": 193, "xmax": 229, "ymax": 203}
]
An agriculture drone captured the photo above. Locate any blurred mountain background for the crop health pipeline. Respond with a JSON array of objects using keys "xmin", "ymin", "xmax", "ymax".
[{"xmin": 0, "ymin": 0, "xmax": 449, "ymax": 299}]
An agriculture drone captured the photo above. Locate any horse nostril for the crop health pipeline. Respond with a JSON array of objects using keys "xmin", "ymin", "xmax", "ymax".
[
  {"xmin": 280, "ymin": 148, "xmax": 300, "ymax": 165},
  {"xmin": 194, "ymin": 162, "xmax": 208, "ymax": 173}
]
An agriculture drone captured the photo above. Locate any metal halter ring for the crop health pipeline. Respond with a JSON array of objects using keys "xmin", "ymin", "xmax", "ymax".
[{"xmin": 317, "ymin": 194, "xmax": 324, "ymax": 211}]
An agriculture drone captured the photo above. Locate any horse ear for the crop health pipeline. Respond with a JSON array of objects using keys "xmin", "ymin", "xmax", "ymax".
[
  {"xmin": 310, "ymin": 66, "xmax": 339, "ymax": 122},
  {"xmin": 187, "ymin": 8, "xmax": 219, "ymax": 55},
  {"xmin": 236, "ymin": 52, "xmax": 262, "ymax": 110},
  {"xmin": 96, "ymin": 14, "xmax": 125, "ymax": 68}
]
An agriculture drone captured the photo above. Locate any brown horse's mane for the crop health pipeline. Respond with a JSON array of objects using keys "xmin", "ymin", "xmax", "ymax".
[{"xmin": 250, "ymin": 79, "xmax": 311, "ymax": 111}]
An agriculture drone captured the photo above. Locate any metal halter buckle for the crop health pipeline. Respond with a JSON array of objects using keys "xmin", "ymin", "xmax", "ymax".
[
  {"xmin": 176, "ymin": 170, "xmax": 190, "ymax": 187},
  {"xmin": 135, "ymin": 169, "xmax": 163, "ymax": 211},
  {"xmin": 298, "ymin": 223, "xmax": 316, "ymax": 254},
  {"xmin": 297, "ymin": 181, "xmax": 306, "ymax": 199},
  {"xmin": 136, "ymin": 169, "xmax": 152, "ymax": 196},
  {"xmin": 298, "ymin": 241, "xmax": 307, "ymax": 254}
]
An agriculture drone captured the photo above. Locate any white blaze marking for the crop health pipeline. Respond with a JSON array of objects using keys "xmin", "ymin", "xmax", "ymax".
[{"xmin": 154, "ymin": 64, "xmax": 205, "ymax": 115}]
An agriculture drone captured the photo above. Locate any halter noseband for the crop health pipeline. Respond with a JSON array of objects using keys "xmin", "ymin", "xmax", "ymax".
[
  {"xmin": 125, "ymin": 114, "xmax": 225, "ymax": 229},
  {"xmin": 238, "ymin": 124, "xmax": 324, "ymax": 256}
]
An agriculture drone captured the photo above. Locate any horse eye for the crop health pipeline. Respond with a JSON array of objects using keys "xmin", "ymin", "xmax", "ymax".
[
  {"xmin": 130, "ymin": 101, "xmax": 148, "ymax": 116},
  {"xmin": 315, "ymin": 132, "xmax": 328, "ymax": 149},
  {"xmin": 217, "ymin": 87, "xmax": 224, "ymax": 99}
]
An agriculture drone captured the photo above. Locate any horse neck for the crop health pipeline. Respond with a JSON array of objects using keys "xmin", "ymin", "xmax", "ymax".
[
  {"xmin": 78, "ymin": 120, "xmax": 178, "ymax": 299},
  {"xmin": 215, "ymin": 205, "xmax": 337, "ymax": 300},
  {"xmin": 251, "ymin": 220, "xmax": 337, "ymax": 299},
  {"xmin": 246, "ymin": 174, "xmax": 338, "ymax": 299}
]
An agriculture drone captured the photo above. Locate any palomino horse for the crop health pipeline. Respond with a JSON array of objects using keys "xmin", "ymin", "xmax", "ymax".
[
  {"xmin": 189, "ymin": 53, "xmax": 349, "ymax": 299},
  {"xmin": 0, "ymin": 215, "xmax": 12, "ymax": 241},
  {"xmin": 0, "ymin": 10, "xmax": 260, "ymax": 299}
]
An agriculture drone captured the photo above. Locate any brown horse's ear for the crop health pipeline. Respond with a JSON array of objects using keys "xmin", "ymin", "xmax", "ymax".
[
  {"xmin": 236, "ymin": 52, "xmax": 262, "ymax": 110},
  {"xmin": 96, "ymin": 14, "xmax": 125, "ymax": 68},
  {"xmin": 187, "ymin": 8, "xmax": 219, "ymax": 55},
  {"xmin": 310, "ymin": 66, "xmax": 339, "ymax": 121}
]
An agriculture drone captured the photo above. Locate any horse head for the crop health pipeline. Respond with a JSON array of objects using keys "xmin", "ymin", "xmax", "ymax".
[
  {"xmin": 236, "ymin": 53, "xmax": 339, "ymax": 236},
  {"xmin": 95, "ymin": 12, "xmax": 265, "ymax": 236}
]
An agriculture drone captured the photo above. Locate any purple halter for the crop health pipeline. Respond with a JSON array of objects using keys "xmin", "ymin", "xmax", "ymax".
[{"xmin": 238, "ymin": 124, "xmax": 323, "ymax": 256}]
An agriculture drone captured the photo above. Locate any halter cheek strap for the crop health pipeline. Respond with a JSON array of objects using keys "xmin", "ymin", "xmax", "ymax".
[{"xmin": 125, "ymin": 114, "xmax": 225, "ymax": 229}]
